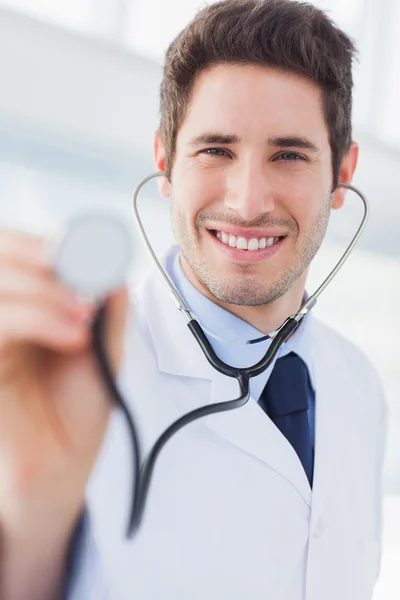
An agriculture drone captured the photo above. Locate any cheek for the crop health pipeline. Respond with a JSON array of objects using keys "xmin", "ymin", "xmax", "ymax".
[
  {"xmin": 282, "ymin": 177, "xmax": 328, "ymax": 228},
  {"xmin": 173, "ymin": 163, "xmax": 226, "ymax": 220}
]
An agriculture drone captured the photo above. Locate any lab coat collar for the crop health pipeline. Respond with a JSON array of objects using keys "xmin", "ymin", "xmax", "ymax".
[{"xmin": 135, "ymin": 250, "xmax": 215, "ymax": 380}]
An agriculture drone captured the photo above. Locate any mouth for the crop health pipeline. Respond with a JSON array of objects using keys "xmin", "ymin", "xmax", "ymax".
[
  {"xmin": 207, "ymin": 228, "xmax": 287, "ymax": 261},
  {"xmin": 211, "ymin": 230, "xmax": 284, "ymax": 250}
]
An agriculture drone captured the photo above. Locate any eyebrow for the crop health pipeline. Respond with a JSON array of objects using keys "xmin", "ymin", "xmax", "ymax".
[
  {"xmin": 188, "ymin": 132, "xmax": 320, "ymax": 153},
  {"xmin": 267, "ymin": 136, "xmax": 320, "ymax": 153},
  {"xmin": 188, "ymin": 133, "xmax": 240, "ymax": 146}
]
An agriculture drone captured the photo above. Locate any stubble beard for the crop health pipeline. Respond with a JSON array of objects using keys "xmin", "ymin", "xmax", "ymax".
[{"xmin": 170, "ymin": 195, "xmax": 332, "ymax": 307}]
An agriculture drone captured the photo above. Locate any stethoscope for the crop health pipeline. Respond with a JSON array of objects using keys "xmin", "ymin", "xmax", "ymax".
[{"xmin": 54, "ymin": 171, "xmax": 369, "ymax": 539}]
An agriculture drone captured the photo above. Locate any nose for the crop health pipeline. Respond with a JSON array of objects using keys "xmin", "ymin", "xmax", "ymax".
[{"xmin": 224, "ymin": 156, "xmax": 276, "ymax": 222}]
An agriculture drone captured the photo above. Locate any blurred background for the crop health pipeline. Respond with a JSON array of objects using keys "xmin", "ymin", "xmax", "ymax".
[{"xmin": 0, "ymin": 0, "xmax": 398, "ymax": 597}]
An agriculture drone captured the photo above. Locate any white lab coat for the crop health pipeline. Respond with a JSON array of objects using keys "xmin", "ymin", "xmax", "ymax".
[{"xmin": 81, "ymin": 261, "xmax": 387, "ymax": 600}]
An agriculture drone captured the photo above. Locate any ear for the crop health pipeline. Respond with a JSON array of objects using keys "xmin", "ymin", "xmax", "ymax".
[
  {"xmin": 154, "ymin": 130, "xmax": 171, "ymax": 199},
  {"xmin": 331, "ymin": 142, "xmax": 359, "ymax": 210}
]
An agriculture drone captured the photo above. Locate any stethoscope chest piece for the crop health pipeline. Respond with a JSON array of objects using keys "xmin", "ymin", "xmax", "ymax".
[{"xmin": 52, "ymin": 212, "xmax": 133, "ymax": 300}]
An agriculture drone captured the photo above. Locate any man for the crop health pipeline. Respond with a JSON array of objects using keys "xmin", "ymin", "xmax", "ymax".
[{"xmin": 0, "ymin": 1, "xmax": 387, "ymax": 599}]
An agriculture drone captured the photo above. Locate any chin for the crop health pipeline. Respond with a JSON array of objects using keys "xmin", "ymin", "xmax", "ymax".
[{"xmin": 203, "ymin": 273, "xmax": 277, "ymax": 306}]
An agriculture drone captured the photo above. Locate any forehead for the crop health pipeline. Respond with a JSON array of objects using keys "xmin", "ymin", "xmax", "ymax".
[{"xmin": 177, "ymin": 63, "xmax": 330, "ymax": 149}]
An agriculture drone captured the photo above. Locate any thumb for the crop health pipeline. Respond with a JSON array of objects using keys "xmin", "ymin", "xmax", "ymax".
[{"xmin": 101, "ymin": 287, "xmax": 130, "ymax": 375}]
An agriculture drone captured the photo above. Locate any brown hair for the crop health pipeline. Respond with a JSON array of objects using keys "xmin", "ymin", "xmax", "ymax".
[{"xmin": 159, "ymin": 0, "xmax": 357, "ymax": 189}]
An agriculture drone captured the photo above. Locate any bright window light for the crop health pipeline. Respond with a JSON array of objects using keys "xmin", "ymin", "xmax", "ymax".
[{"xmin": 0, "ymin": 0, "xmax": 99, "ymax": 33}]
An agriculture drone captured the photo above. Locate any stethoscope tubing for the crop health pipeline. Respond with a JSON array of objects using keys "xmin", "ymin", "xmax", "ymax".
[
  {"xmin": 132, "ymin": 173, "xmax": 369, "ymax": 328},
  {"xmin": 91, "ymin": 173, "xmax": 369, "ymax": 538}
]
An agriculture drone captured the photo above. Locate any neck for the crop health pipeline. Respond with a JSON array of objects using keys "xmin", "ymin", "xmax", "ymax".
[{"xmin": 180, "ymin": 255, "xmax": 307, "ymax": 334}]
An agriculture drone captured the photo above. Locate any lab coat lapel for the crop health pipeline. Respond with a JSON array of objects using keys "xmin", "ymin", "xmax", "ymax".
[
  {"xmin": 207, "ymin": 372, "xmax": 312, "ymax": 506},
  {"xmin": 308, "ymin": 320, "xmax": 346, "ymax": 529},
  {"xmin": 139, "ymin": 266, "xmax": 312, "ymax": 507},
  {"xmin": 137, "ymin": 264, "xmax": 215, "ymax": 380}
]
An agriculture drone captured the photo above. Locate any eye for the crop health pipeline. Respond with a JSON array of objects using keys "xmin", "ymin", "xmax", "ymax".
[
  {"xmin": 275, "ymin": 152, "xmax": 305, "ymax": 162},
  {"xmin": 200, "ymin": 147, "xmax": 231, "ymax": 157}
]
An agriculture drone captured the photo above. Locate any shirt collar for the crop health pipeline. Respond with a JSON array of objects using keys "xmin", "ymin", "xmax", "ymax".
[{"xmin": 165, "ymin": 246, "xmax": 315, "ymax": 400}]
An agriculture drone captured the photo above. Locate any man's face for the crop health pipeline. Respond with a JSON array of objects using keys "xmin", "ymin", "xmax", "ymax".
[{"xmin": 158, "ymin": 64, "xmax": 340, "ymax": 307}]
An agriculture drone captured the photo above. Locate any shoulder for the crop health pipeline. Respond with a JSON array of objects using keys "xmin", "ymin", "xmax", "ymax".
[
  {"xmin": 311, "ymin": 315, "xmax": 379, "ymax": 382},
  {"xmin": 311, "ymin": 316, "xmax": 387, "ymax": 418}
]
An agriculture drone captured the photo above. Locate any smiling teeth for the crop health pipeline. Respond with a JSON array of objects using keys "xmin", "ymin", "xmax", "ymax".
[{"xmin": 215, "ymin": 232, "xmax": 280, "ymax": 250}]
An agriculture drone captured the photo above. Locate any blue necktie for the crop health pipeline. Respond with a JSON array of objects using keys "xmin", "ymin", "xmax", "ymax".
[{"xmin": 259, "ymin": 352, "xmax": 314, "ymax": 487}]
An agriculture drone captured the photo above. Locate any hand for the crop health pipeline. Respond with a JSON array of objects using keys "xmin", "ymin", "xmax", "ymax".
[{"xmin": 0, "ymin": 229, "xmax": 129, "ymax": 599}]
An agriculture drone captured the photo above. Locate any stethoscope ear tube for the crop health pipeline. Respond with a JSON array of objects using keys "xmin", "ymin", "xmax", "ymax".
[
  {"xmin": 87, "ymin": 175, "xmax": 370, "ymax": 539},
  {"xmin": 132, "ymin": 175, "xmax": 369, "ymax": 344}
]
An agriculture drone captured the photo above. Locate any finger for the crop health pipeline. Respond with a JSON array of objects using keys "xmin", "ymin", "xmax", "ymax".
[
  {"xmin": 0, "ymin": 230, "xmax": 50, "ymax": 274},
  {"xmin": 0, "ymin": 303, "xmax": 91, "ymax": 353},
  {"xmin": 0, "ymin": 265, "xmax": 93, "ymax": 318}
]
